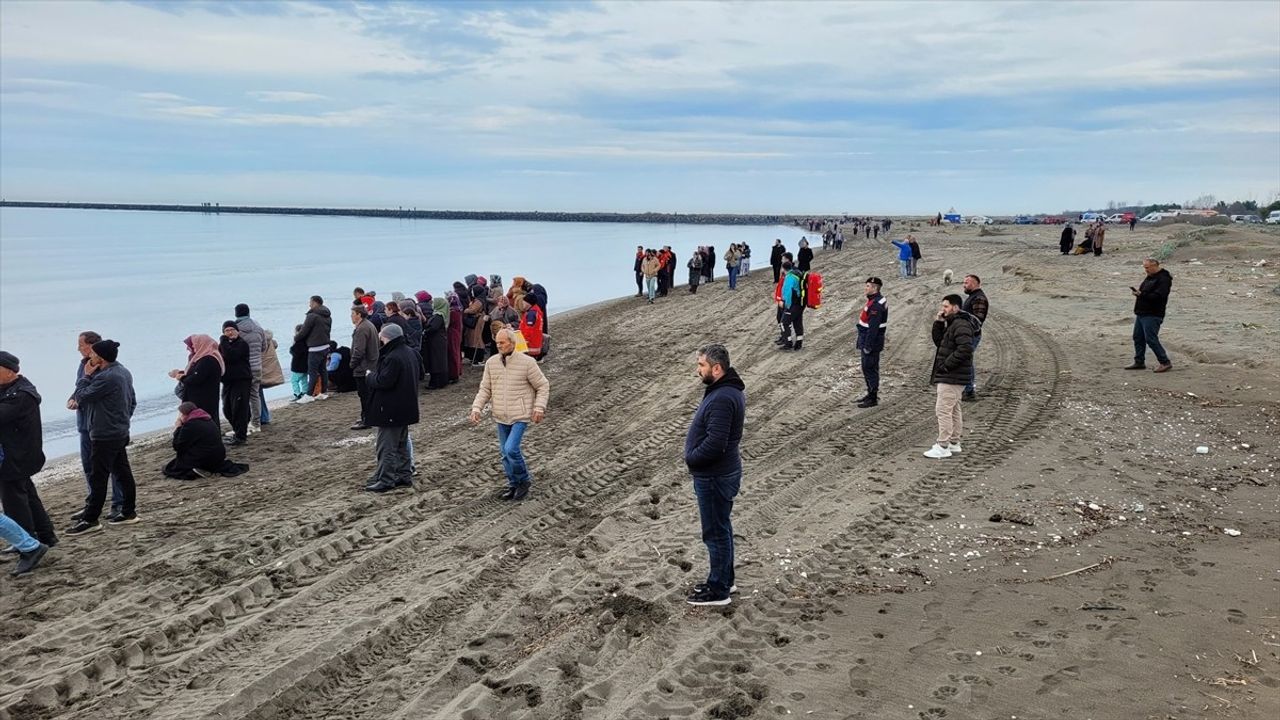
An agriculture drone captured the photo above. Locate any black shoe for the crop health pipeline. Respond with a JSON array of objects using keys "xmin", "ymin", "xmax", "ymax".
[
  {"xmin": 857, "ymin": 392, "xmax": 878, "ymax": 408},
  {"xmin": 66, "ymin": 520, "xmax": 102, "ymax": 536},
  {"xmin": 1124, "ymin": 363, "xmax": 1146, "ymax": 370},
  {"xmin": 693, "ymin": 582, "xmax": 739, "ymax": 594},
  {"xmin": 394, "ymin": 477, "xmax": 413, "ymax": 488},
  {"xmin": 69, "ymin": 509, "xmax": 85, "ymax": 522},
  {"xmin": 961, "ymin": 390, "xmax": 978, "ymax": 402},
  {"xmin": 781, "ymin": 341, "xmax": 794, "ymax": 350},
  {"xmin": 686, "ymin": 588, "xmax": 731, "ymax": 606},
  {"xmin": 107, "ymin": 512, "xmax": 141, "ymax": 525},
  {"xmin": 349, "ymin": 422, "xmax": 369, "ymax": 430},
  {"xmin": 363, "ymin": 480, "xmax": 399, "ymax": 493},
  {"xmin": 498, "ymin": 486, "xmax": 517, "ymax": 500},
  {"xmin": 792, "ymin": 340, "xmax": 803, "ymax": 351},
  {"xmin": 511, "ymin": 482, "xmax": 531, "ymax": 501},
  {"xmin": 11, "ymin": 543, "xmax": 49, "ymax": 577},
  {"xmin": 774, "ymin": 337, "xmax": 787, "ymax": 346},
  {"xmin": 224, "ymin": 436, "xmax": 246, "ymax": 446}
]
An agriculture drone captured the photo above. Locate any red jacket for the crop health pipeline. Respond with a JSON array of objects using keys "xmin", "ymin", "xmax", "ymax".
[{"xmin": 521, "ymin": 304, "xmax": 545, "ymax": 357}]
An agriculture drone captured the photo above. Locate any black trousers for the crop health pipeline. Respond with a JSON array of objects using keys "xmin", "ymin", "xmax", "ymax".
[
  {"xmin": 355, "ymin": 375, "xmax": 371, "ymax": 424},
  {"xmin": 782, "ymin": 305, "xmax": 805, "ymax": 341},
  {"xmin": 635, "ymin": 271, "xmax": 643, "ymax": 295},
  {"xmin": 223, "ymin": 379, "xmax": 251, "ymax": 440},
  {"xmin": 83, "ymin": 437, "xmax": 137, "ymax": 524},
  {"xmin": 772, "ymin": 263, "xmax": 782, "ymax": 283},
  {"xmin": 861, "ymin": 350, "xmax": 881, "ymax": 391},
  {"xmin": 1, "ymin": 470, "xmax": 57, "ymax": 545}
]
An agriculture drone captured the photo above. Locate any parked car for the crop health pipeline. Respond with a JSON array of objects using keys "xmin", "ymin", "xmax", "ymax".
[
  {"xmin": 1230, "ymin": 214, "xmax": 1262, "ymax": 224},
  {"xmin": 1041, "ymin": 216, "xmax": 1067, "ymax": 225},
  {"xmin": 1267, "ymin": 211, "xmax": 1280, "ymax": 224},
  {"xmin": 1105, "ymin": 212, "xmax": 1136, "ymax": 224},
  {"xmin": 1014, "ymin": 216, "xmax": 1038, "ymax": 225},
  {"xmin": 968, "ymin": 215, "xmax": 994, "ymax": 225},
  {"xmin": 943, "ymin": 213, "xmax": 963, "ymax": 224},
  {"xmin": 1080, "ymin": 212, "xmax": 1107, "ymax": 222}
]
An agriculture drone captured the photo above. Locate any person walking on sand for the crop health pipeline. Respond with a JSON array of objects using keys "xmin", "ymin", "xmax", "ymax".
[
  {"xmin": 71, "ymin": 331, "xmax": 123, "ymax": 519},
  {"xmin": 2, "ymin": 510, "xmax": 48, "ymax": 576},
  {"xmin": 855, "ymin": 277, "xmax": 888, "ymax": 408},
  {"xmin": 469, "ymin": 328, "xmax": 550, "ymax": 501},
  {"xmin": 1060, "ymin": 223, "xmax": 1076, "ymax": 255},
  {"xmin": 892, "ymin": 237, "xmax": 913, "ymax": 279},
  {"xmin": 364, "ymin": 323, "xmax": 420, "ymax": 493},
  {"xmin": 797, "ymin": 238, "xmax": 813, "ymax": 272},
  {"xmin": 633, "ymin": 245, "xmax": 645, "ymax": 298},
  {"xmin": 349, "ymin": 306, "xmax": 380, "ymax": 430},
  {"xmin": 688, "ymin": 248, "xmax": 703, "ymax": 294},
  {"xmin": 961, "ymin": 275, "xmax": 989, "ymax": 402},
  {"xmin": 641, "ymin": 249, "xmax": 661, "ymax": 304},
  {"xmin": 67, "ymin": 340, "xmax": 139, "ymax": 533},
  {"xmin": 295, "ymin": 295, "xmax": 332, "ymax": 402},
  {"xmin": 219, "ymin": 322, "xmax": 252, "ymax": 446},
  {"xmin": 770, "ymin": 239, "xmax": 786, "ymax": 283},
  {"xmin": 923, "ymin": 296, "xmax": 974, "ymax": 459},
  {"xmin": 234, "ymin": 304, "xmax": 267, "ymax": 434},
  {"xmin": 684, "ymin": 343, "xmax": 746, "ymax": 607},
  {"xmin": 1126, "ymin": 258, "xmax": 1173, "ymax": 373},
  {"xmin": 0, "ymin": 351, "xmax": 57, "ymax": 550},
  {"xmin": 1129, "ymin": 216, "xmax": 1137, "ymax": 231},
  {"xmin": 777, "ymin": 259, "xmax": 806, "ymax": 351}
]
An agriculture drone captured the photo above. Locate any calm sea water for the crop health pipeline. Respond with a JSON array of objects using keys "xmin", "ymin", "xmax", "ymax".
[{"xmin": 0, "ymin": 208, "xmax": 805, "ymax": 460}]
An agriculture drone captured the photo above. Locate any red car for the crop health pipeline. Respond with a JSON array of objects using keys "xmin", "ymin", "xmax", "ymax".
[{"xmin": 1041, "ymin": 216, "xmax": 1067, "ymax": 224}]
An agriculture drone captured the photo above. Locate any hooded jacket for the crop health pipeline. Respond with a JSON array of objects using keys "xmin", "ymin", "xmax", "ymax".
[
  {"xmin": 296, "ymin": 304, "xmax": 333, "ymax": 349},
  {"xmin": 235, "ymin": 316, "xmax": 267, "ymax": 373},
  {"xmin": 0, "ymin": 375, "xmax": 45, "ymax": 478},
  {"xmin": 260, "ymin": 331, "xmax": 285, "ymax": 388},
  {"xmin": 471, "ymin": 349, "xmax": 550, "ymax": 425},
  {"xmin": 930, "ymin": 311, "xmax": 976, "ymax": 385},
  {"xmin": 73, "ymin": 363, "xmax": 137, "ymax": 441},
  {"xmin": 684, "ymin": 367, "xmax": 746, "ymax": 478},
  {"xmin": 1134, "ymin": 268, "xmax": 1172, "ymax": 318}
]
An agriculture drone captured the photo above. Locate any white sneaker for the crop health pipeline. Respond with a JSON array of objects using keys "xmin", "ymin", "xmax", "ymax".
[
  {"xmin": 947, "ymin": 442, "xmax": 962, "ymax": 453},
  {"xmin": 296, "ymin": 395, "xmax": 316, "ymax": 405},
  {"xmin": 248, "ymin": 424, "xmax": 261, "ymax": 434},
  {"xmin": 224, "ymin": 430, "xmax": 236, "ymax": 439},
  {"xmin": 316, "ymin": 394, "xmax": 330, "ymax": 401},
  {"xmin": 923, "ymin": 444, "xmax": 953, "ymax": 459}
]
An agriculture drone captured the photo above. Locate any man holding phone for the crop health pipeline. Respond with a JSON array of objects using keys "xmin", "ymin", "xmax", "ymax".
[{"xmin": 1126, "ymin": 258, "xmax": 1173, "ymax": 373}]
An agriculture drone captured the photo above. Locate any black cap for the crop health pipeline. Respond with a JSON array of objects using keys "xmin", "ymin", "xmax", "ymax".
[
  {"xmin": 222, "ymin": 320, "xmax": 239, "ymax": 331},
  {"xmin": 235, "ymin": 303, "xmax": 250, "ymax": 317},
  {"xmin": 0, "ymin": 351, "xmax": 18, "ymax": 372},
  {"xmin": 866, "ymin": 276, "xmax": 883, "ymax": 287},
  {"xmin": 91, "ymin": 340, "xmax": 120, "ymax": 363}
]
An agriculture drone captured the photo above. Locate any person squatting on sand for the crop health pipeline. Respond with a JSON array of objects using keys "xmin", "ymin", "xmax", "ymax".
[
  {"xmin": 961, "ymin": 274, "xmax": 989, "ymax": 402},
  {"xmin": 68, "ymin": 339, "xmax": 140, "ymax": 534},
  {"xmin": 0, "ymin": 350, "xmax": 58, "ymax": 555},
  {"xmin": 364, "ymin": 323, "xmax": 421, "ymax": 493},
  {"xmin": 162, "ymin": 402, "xmax": 249, "ymax": 480},
  {"xmin": 73, "ymin": 331, "xmax": 122, "ymax": 516},
  {"xmin": 1126, "ymin": 258, "xmax": 1174, "ymax": 373},
  {"xmin": 924, "ymin": 296, "xmax": 975, "ymax": 460},
  {"xmin": 684, "ymin": 343, "xmax": 746, "ymax": 606},
  {"xmin": 470, "ymin": 328, "xmax": 550, "ymax": 502},
  {"xmin": 855, "ymin": 277, "xmax": 888, "ymax": 409}
]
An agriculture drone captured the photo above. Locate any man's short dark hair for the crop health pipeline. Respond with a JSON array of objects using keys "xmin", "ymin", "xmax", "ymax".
[
  {"xmin": 353, "ymin": 286, "xmax": 365, "ymax": 295},
  {"xmin": 351, "ymin": 305, "xmax": 368, "ymax": 318},
  {"xmin": 943, "ymin": 293, "xmax": 964, "ymax": 307},
  {"xmin": 965, "ymin": 274, "xmax": 981, "ymax": 284},
  {"xmin": 310, "ymin": 295, "xmax": 323, "ymax": 305},
  {"xmin": 79, "ymin": 330, "xmax": 102, "ymax": 345},
  {"xmin": 699, "ymin": 343, "xmax": 730, "ymax": 372}
]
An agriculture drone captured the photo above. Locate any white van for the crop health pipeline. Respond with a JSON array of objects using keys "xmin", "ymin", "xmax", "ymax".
[{"xmin": 1267, "ymin": 211, "xmax": 1280, "ymax": 225}]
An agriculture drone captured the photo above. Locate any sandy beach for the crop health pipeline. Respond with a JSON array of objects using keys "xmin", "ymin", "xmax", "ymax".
[{"xmin": 2, "ymin": 221, "xmax": 1277, "ymax": 720}]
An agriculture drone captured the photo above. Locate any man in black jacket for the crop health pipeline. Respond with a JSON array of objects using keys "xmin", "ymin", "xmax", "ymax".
[
  {"xmin": 349, "ymin": 306, "xmax": 380, "ymax": 430},
  {"xmin": 1060, "ymin": 223, "xmax": 1076, "ymax": 254},
  {"xmin": 855, "ymin": 277, "xmax": 887, "ymax": 408},
  {"xmin": 771, "ymin": 239, "xmax": 786, "ymax": 283},
  {"xmin": 295, "ymin": 295, "xmax": 333, "ymax": 400},
  {"xmin": 0, "ymin": 351, "xmax": 57, "ymax": 549},
  {"xmin": 925, "ymin": 295, "xmax": 974, "ymax": 459},
  {"xmin": 68, "ymin": 340, "xmax": 139, "ymax": 534},
  {"xmin": 220, "ymin": 322, "xmax": 252, "ymax": 446},
  {"xmin": 1126, "ymin": 258, "xmax": 1173, "ymax": 372},
  {"xmin": 365, "ymin": 323, "xmax": 420, "ymax": 493},
  {"xmin": 961, "ymin": 275, "xmax": 989, "ymax": 401},
  {"xmin": 633, "ymin": 246, "xmax": 644, "ymax": 297},
  {"xmin": 684, "ymin": 344, "xmax": 746, "ymax": 606}
]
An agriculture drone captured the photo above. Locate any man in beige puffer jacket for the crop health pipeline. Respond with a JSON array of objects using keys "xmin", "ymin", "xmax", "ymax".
[{"xmin": 469, "ymin": 328, "xmax": 550, "ymax": 500}]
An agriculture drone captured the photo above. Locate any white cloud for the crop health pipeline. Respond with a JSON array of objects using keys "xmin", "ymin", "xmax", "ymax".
[
  {"xmin": 158, "ymin": 105, "xmax": 230, "ymax": 119},
  {"xmin": 136, "ymin": 92, "xmax": 192, "ymax": 103},
  {"xmin": 248, "ymin": 91, "xmax": 330, "ymax": 103}
]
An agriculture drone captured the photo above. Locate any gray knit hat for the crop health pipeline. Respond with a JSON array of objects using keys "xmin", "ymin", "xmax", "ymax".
[{"xmin": 379, "ymin": 322, "xmax": 404, "ymax": 341}]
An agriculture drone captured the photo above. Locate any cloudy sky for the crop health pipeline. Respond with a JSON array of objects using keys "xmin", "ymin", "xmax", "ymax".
[{"xmin": 1, "ymin": 0, "xmax": 1277, "ymax": 214}]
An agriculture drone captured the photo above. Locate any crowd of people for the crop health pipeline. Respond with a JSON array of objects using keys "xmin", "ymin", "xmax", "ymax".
[{"xmin": 1060, "ymin": 220, "xmax": 1108, "ymax": 256}]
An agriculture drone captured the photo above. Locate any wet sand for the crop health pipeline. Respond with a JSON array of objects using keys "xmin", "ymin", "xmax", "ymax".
[{"xmin": 2, "ymin": 221, "xmax": 1278, "ymax": 720}]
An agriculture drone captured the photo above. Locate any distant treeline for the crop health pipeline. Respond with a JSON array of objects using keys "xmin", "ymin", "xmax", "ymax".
[{"xmin": 0, "ymin": 201, "xmax": 794, "ymax": 226}]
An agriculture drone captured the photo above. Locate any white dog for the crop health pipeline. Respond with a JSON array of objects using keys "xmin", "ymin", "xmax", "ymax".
[{"xmin": 943, "ymin": 269, "xmax": 954, "ymax": 285}]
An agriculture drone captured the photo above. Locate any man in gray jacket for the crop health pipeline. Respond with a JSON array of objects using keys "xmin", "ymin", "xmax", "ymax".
[
  {"xmin": 67, "ymin": 340, "xmax": 139, "ymax": 535},
  {"xmin": 349, "ymin": 306, "xmax": 380, "ymax": 430},
  {"xmin": 294, "ymin": 295, "xmax": 333, "ymax": 402},
  {"xmin": 234, "ymin": 304, "xmax": 268, "ymax": 432}
]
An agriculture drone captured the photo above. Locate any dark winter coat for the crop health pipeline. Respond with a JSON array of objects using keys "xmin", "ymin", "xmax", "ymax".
[
  {"xmin": 1134, "ymin": 269, "xmax": 1172, "ymax": 318},
  {"xmin": 219, "ymin": 337, "xmax": 252, "ymax": 382},
  {"xmin": 856, "ymin": 292, "xmax": 888, "ymax": 353},
  {"xmin": 962, "ymin": 288, "xmax": 989, "ymax": 335},
  {"xmin": 350, "ymin": 319, "xmax": 380, "ymax": 376},
  {"xmin": 684, "ymin": 368, "xmax": 747, "ymax": 478},
  {"xmin": 770, "ymin": 244, "xmax": 785, "ymax": 267},
  {"xmin": 797, "ymin": 247, "xmax": 814, "ymax": 272},
  {"xmin": 403, "ymin": 315, "xmax": 424, "ymax": 352},
  {"xmin": 176, "ymin": 355, "xmax": 222, "ymax": 422},
  {"xmin": 930, "ymin": 311, "xmax": 976, "ymax": 386},
  {"xmin": 295, "ymin": 304, "xmax": 333, "ymax": 348},
  {"xmin": 164, "ymin": 412, "xmax": 226, "ymax": 477},
  {"xmin": 422, "ymin": 312, "xmax": 448, "ymax": 387},
  {"xmin": 73, "ymin": 363, "xmax": 137, "ymax": 442},
  {"xmin": 1059, "ymin": 226, "xmax": 1075, "ymax": 252},
  {"xmin": 0, "ymin": 376, "xmax": 45, "ymax": 479},
  {"xmin": 289, "ymin": 337, "xmax": 309, "ymax": 374},
  {"xmin": 366, "ymin": 336, "xmax": 420, "ymax": 427}
]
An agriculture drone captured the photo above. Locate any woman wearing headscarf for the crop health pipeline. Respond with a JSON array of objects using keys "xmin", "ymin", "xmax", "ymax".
[
  {"xmin": 400, "ymin": 301, "xmax": 424, "ymax": 354},
  {"xmin": 424, "ymin": 297, "xmax": 450, "ymax": 389},
  {"xmin": 445, "ymin": 291, "xmax": 465, "ymax": 382},
  {"xmin": 162, "ymin": 402, "xmax": 249, "ymax": 480},
  {"xmin": 169, "ymin": 334, "xmax": 224, "ymax": 423},
  {"xmin": 463, "ymin": 288, "xmax": 487, "ymax": 366},
  {"xmin": 797, "ymin": 238, "xmax": 814, "ymax": 272}
]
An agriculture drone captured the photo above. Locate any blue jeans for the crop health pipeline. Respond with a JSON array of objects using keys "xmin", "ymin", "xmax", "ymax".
[
  {"xmin": 306, "ymin": 350, "xmax": 329, "ymax": 395},
  {"xmin": 965, "ymin": 335, "xmax": 981, "ymax": 393},
  {"xmin": 1134, "ymin": 316, "xmax": 1169, "ymax": 366},
  {"xmin": 727, "ymin": 266, "xmax": 739, "ymax": 289},
  {"xmin": 496, "ymin": 422, "xmax": 531, "ymax": 486},
  {"xmin": 0, "ymin": 513, "xmax": 40, "ymax": 553},
  {"xmin": 80, "ymin": 430, "xmax": 122, "ymax": 513},
  {"xmin": 693, "ymin": 471, "xmax": 740, "ymax": 595},
  {"xmin": 259, "ymin": 386, "xmax": 271, "ymax": 424},
  {"xmin": 645, "ymin": 276, "xmax": 658, "ymax": 301},
  {"xmin": 899, "ymin": 259, "xmax": 910, "ymax": 278}
]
